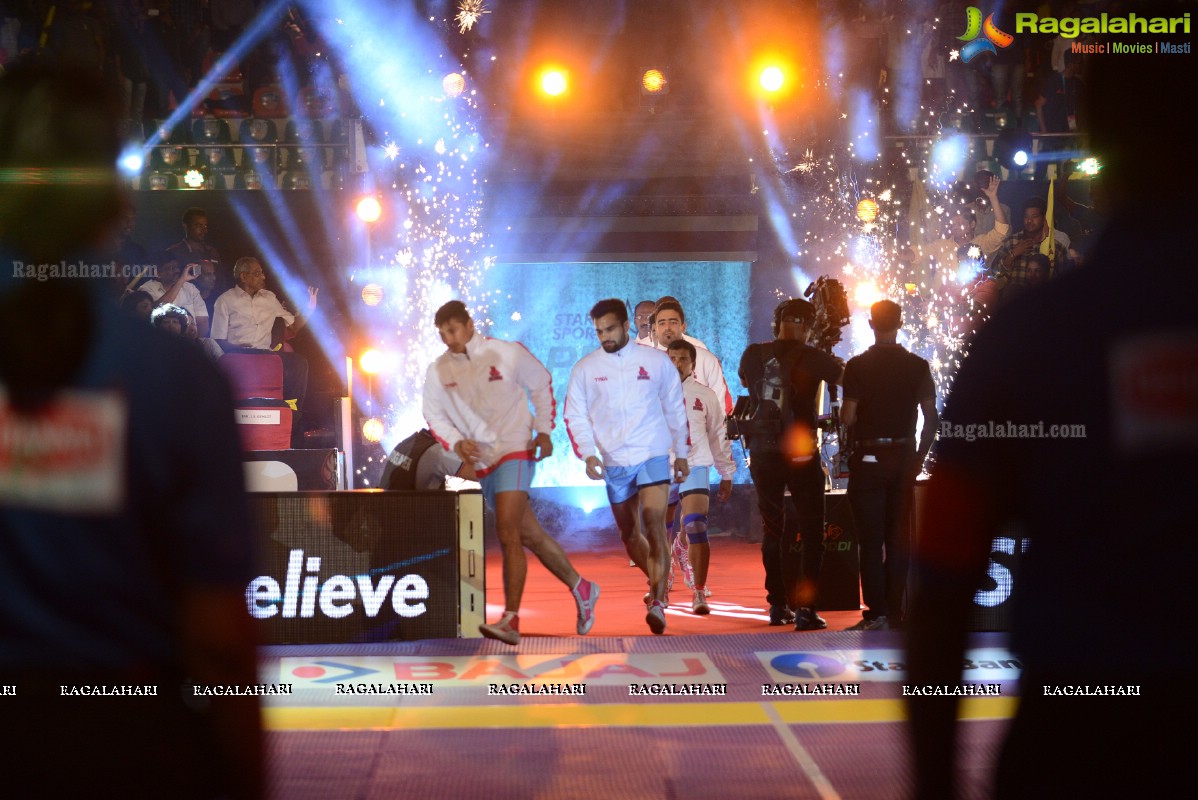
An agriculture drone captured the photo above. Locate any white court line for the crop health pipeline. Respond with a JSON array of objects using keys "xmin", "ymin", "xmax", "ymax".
[{"xmin": 762, "ymin": 702, "xmax": 843, "ymax": 800}]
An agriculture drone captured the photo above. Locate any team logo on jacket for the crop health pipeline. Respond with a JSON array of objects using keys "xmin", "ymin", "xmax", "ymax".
[
  {"xmin": 693, "ymin": 397, "xmax": 704, "ymax": 412},
  {"xmin": 637, "ymin": 366, "xmax": 650, "ymax": 381},
  {"xmin": 488, "ymin": 366, "xmax": 504, "ymax": 382}
]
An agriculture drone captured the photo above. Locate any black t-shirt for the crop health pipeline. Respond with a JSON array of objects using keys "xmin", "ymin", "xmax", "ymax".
[
  {"xmin": 843, "ymin": 344, "xmax": 934, "ymax": 441},
  {"xmin": 739, "ymin": 340, "xmax": 842, "ymax": 429}
]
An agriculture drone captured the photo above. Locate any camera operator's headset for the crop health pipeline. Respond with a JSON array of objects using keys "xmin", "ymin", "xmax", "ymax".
[{"xmin": 771, "ymin": 298, "xmax": 810, "ymax": 339}]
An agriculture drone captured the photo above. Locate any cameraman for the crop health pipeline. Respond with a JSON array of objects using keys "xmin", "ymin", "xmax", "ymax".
[{"xmin": 737, "ymin": 298, "xmax": 842, "ymax": 630}]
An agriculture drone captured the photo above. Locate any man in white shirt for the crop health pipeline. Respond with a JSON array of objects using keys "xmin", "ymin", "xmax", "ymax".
[
  {"xmin": 211, "ymin": 257, "xmax": 317, "ymax": 446},
  {"xmin": 140, "ymin": 256, "xmax": 210, "ymax": 337},
  {"xmin": 211, "ymin": 257, "xmax": 315, "ymax": 351},
  {"xmin": 634, "ymin": 299, "xmax": 656, "ymax": 343},
  {"xmin": 565, "ymin": 298, "xmax": 690, "ymax": 634},
  {"xmin": 653, "ymin": 300, "xmax": 733, "ymax": 415}
]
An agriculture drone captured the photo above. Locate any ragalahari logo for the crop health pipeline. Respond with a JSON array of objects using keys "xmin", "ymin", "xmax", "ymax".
[{"xmin": 956, "ymin": 7, "xmax": 1014, "ymax": 62}]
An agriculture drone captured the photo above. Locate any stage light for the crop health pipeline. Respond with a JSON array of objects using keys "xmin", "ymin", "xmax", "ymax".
[
  {"xmin": 118, "ymin": 147, "xmax": 144, "ymax": 176},
  {"xmin": 759, "ymin": 66, "xmax": 785, "ymax": 93},
  {"xmin": 641, "ymin": 68, "xmax": 668, "ymax": 95},
  {"xmin": 932, "ymin": 134, "xmax": 969, "ymax": 179},
  {"xmin": 183, "ymin": 169, "xmax": 205, "ymax": 188},
  {"xmin": 361, "ymin": 283, "xmax": 384, "ymax": 306},
  {"xmin": 996, "ymin": 129, "xmax": 1034, "ymax": 174},
  {"xmin": 1077, "ymin": 157, "xmax": 1101, "ymax": 176},
  {"xmin": 359, "ymin": 348, "xmax": 386, "ymax": 374},
  {"xmin": 539, "ymin": 68, "xmax": 568, "ymax": 97},
  {"xmin": 356, "ymin": 195, "xmax": 382, "ymax": 223},
  {"xmin": 856, "ymin": 198, "xmax": 879, "ymax": 223},
  {"xmin": 361, "ymin": 417, "xmax": 385, "ymax": 443},
  {"xmin": 443, "ymin": 72, "xmax": 466, "ymax": 97}
]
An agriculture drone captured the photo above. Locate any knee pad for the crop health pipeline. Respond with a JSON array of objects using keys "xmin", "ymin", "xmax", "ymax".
[{"xmin": 683, "ymin": 513, "xmax": 709, "ymax": 544}]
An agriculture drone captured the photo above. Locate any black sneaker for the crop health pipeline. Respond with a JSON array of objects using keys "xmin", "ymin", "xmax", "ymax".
[
  {"xmin": 769, "ymin": 605, "xmax": 796, "ymax": 626},
  {"xmin": 847, "ymin": 616, "xmax": 888, "ymax": 631},
  {"xmin": 794, "ymin": 607, "xmax": 827, "ymax": 631}
]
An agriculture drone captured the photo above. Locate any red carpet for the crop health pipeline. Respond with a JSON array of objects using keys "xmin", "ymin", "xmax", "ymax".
[{"xmin": 484, "ymin": 535, "xmax": 865, "ymax": 637}]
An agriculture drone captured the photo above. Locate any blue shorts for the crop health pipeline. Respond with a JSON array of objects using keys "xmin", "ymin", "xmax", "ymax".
[
  {"xmin": 669, "ymin": 465, "xmax": 711, "ymax": 505},
  {"xmin": 480, "ymin": 458, "xmax": 534, "ymax": 509},
  {"xmin": 603, "ymin": 455, "xmax": 671, "ymax": 505}
]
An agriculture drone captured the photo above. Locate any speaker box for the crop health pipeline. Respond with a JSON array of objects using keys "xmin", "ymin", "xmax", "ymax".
[
  {"xmin": 245, "ymin": 491, "xmax": 485, "ymax": 644},
  {"xmin": 819, "ymin": 490, "xmax": 862, "ymax": 611}
]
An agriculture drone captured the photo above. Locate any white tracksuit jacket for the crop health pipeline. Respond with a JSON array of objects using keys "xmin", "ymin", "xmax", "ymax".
[
  {"xmin": 654, "ymin": 339, "xmax": 733, "ymax": 415},
  {"xmin": 422, "ymin": 335, "xmax": 554, "ymax": 477},
  {"xmin": 681, "ymin": 376, "xmax": 736, "ymax": 479},
  {"xmin": 564, "ymin": 340, "xmax": 689, "ymax": 467}
]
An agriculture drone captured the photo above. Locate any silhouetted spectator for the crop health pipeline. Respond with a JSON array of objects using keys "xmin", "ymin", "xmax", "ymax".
[{"xmin": 0, "ymin": 60, "xmax": 262, "ymax": 800}]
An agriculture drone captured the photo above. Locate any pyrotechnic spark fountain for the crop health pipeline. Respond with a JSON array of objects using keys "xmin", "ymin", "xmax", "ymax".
[{"xmin": 307, "ymin": 1, "xmax": 498, "ymax": 486}]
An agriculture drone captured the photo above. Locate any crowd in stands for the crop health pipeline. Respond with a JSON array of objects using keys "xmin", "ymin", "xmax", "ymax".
[{"xmin": 0, "ymin": 1, "xmax": 349, "ymax": 190}]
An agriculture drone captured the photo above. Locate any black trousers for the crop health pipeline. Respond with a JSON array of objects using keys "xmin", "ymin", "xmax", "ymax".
[
  {"xmin": 847, "ymin": 448, "xmax": 916, "ymax": 624},
  {"xmin": 748, "ymin": 443, "xmax": 825, "ymax": 610}
]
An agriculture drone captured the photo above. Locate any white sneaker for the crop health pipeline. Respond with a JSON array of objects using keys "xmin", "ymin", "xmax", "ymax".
[
  {"xmin": 572, "ymin": 579, "xmax": 599, "ymax": 635},
  {"xmin": 479, "ymin": 612, "xmax": 520, "ymax": 645}
]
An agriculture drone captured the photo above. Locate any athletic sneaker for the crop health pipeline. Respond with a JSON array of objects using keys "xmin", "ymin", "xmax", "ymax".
[
  {"xmin": 646, "ymin": 600, "xmax": 667, "ymax": 634},
  {"xmin": 479, "ymin": 612, "xmax": 520, "ymax": 645},
  {"xmin": 768, "ymin": 605, "xmax": 796, "ymax": 626},
  {"xmin": 794, "ymin": 607, "xmax": 827, "ymax": 631},
  {"xmin": 643, "ymin": 569, "xmax": 674, "ymax": 606},
  {"xmin": 573, "ymin": 578, "xmax": 600, "ymax": 635},
  {"xmin": 673, "ymin": 534, "xmax": 695, "ymax": 590},
  {"xmin": 691, "ymin": 590, "xmax": 710, "ymax": 615},
  {"xmin": 847, "ymin": 616, "xmax": 889, "ymax": 631}
]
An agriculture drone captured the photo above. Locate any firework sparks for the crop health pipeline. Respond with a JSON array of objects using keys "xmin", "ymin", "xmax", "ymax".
[{"xmin": 456, "ymin": 0, "xmax": 489, "ymax": 33}]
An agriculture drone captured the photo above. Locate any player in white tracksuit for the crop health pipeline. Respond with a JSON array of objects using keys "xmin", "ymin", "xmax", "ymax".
[
  {"xmin": 652, "ymin": 300, "xmax": 733, "ymax": 414},
  {"xmin": 564, "ymin": 298, "xmax": 689, "ymax": 634},
  {"xmin": 666, "ymin": 338, "xmax": 737, "ymax": 614},
  {"xmin": 423, "ymin": 300, "xmax": 598, "ymax": 645}
]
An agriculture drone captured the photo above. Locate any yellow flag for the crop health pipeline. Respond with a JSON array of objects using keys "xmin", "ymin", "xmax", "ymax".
[{"xmin": 1041, "ymin": 178, "xmax": 1056, "ymax": 264}]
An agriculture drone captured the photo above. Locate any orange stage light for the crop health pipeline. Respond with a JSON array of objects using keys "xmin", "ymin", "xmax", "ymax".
[
  {"xmin": 361, "ymin": 284, "xmax": 383, "ymax": 307},
  {"xmin": 443, "ymin": 72, "xmax": 466, "ymax": 97},
  {"xmin": 355, "ymin": 196, "xmax": 382, "ymax": 223},
  {"xmin": 759, "ymin": 65, "xmax": 786, "ymax": 93},
  {"xmin": 361, "ymin": 417, "xmax": 385, "ymax": 443},
  {"xmin": 359, "ymin": 348, "xmax": 386, "ymax": 375},
  {"xmin": 539, "ymin": 68, "xmax": 568, "ymax": 97},
  {"xmin": 641, "ymin": 68, "xmax": 668, "ymax": 95},
  {"xmin": 856, "ymin": 198, "xmax": 879, "ymax": 223}
]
